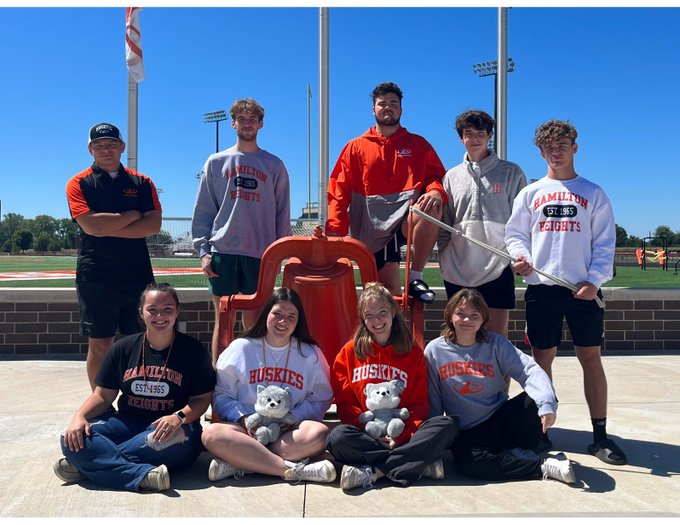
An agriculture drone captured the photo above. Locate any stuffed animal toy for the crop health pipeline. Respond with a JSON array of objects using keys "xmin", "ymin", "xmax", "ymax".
[
  {"xmin": 246, "ymin": 385, "xmax": 297, "ymax": 445},
  {"xmin": 359, "ymin": 379, "xmax": 410, "ymax": 439}
]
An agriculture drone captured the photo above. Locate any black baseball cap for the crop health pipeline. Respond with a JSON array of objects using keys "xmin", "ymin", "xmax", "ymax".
[{"xmin": 89, "ymin": 123, "xmax": 123, "ymax": 144}]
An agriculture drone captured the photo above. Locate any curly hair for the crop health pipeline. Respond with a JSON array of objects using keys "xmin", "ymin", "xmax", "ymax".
[
  {"xmin": 371, "ymin": 82, "xmax": 403, "ymax": 104},
  {"xmin": 441, "ymin": 288, "xmax": 489, "ymax": 344},
  {"xmin": 454, "ymin": 110, "xmax": 495, "ymax": 138},
  {"xmin": 533, "ymin": 119, "xmax": 577, "ymax": 149},
  {"xmin": 230, "ymin": 98, "xmax": 265, "ymax": 121},
  {"xmin": 353, "ymin": 282, "xmax": 413, "ymax": 360}
]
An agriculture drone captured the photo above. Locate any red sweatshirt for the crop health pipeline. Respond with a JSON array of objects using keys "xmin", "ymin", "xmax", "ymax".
[
  {"xmin": 326, "ymin": 126, "xmax": 446, "ymax": 253},
  {"xmin": 331, "ymin": 339, "xmax": 429, "ymax": 446}
]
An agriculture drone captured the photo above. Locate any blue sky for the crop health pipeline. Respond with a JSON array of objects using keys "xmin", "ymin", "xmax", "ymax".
[{"xmin": 1, "ymin": 5, "xmax": 679, "ymax": 238}]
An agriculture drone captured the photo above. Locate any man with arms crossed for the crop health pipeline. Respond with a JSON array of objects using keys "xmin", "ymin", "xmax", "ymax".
[{"xmin": 66, "ymin": 122, "xmax": 162, "ymax": 390}]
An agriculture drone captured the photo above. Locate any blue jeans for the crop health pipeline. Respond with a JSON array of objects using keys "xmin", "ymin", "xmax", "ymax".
[{"xmin": 60, "ymin": 412, "xmax": 203, "ymax": 491}]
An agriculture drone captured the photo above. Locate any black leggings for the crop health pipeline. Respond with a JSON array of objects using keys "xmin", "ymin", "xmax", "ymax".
[{"xmin": 327, "ymin": 415, "xmax": 458, "ymax": 486}]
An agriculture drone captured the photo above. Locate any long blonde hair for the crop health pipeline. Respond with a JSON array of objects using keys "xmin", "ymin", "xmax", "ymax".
[{"xmin": 353, "ymin": 282, "xmax": 413, "ymax": 359}]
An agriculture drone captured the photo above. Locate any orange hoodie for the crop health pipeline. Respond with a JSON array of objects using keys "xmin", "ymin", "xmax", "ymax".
[
  {"xmin": 326, "ymin": 126, "xmax": 446, "ymax": 252},
  {"xmin": 331, "ymin": 338, "xmax": 429, "ymax": 447}
]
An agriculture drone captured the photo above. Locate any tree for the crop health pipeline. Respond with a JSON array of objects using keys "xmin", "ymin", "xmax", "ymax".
[
  {"xmin": 615, "ymin": 224, "xmax": 629, "ymax": 247},
  {"xmin": 13, "ymin": 230, "xmax": 33, "ymax": 251},
  {"xmin": 0, "ymin": 212, "xmax": 26, "ymax": 249},
  {"xmin": 34, "ymin": 232, "xmax": 52, "ymax": 252},
  {"xmin": 653, "ymin": 225, "xmax": 678, "ymax": 246},
  {"xmin": 56, "ymin": 218, "xmax": 80, "ymax": 250}
]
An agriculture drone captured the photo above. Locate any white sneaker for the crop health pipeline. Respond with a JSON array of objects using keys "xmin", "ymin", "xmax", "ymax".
[
  {"xmin": 283, "ymin": 458, "xmax": 336, "ymax": 483},
  {"xmin": 421, "ymin": 457, "xmax": 445, "ymax": 479},
  {"xmin": 340, "ymin": 464, "xmax": 377, "ymax": 490},
  {"xmin": 208, "ymin": 458, "xmax": 246, "ymax": 482},
  {"xmin": 508, "ymin": 447, "xmax": 540, "ymax": 461},
  {"xmin": 541, "ymin": 457, "xmax": 576, "ymax": 484},
  {"xmin": 139, "ymin": 464, "xmax": 170, "ymax": 491}
]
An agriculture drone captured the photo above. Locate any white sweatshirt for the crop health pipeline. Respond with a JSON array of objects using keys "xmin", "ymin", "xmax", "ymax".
[{"xmin": 505, "ymin": 174, "xmax": 615, "ymax": 289}]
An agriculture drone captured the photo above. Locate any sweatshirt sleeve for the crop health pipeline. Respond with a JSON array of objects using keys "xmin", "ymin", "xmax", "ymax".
[
  {"xmin": 326, "ymin": 143, "xmax": 353, "ymax": 236},
  {"xmin": 289, "ymin": 345, "xmax": 333, "ymax": 422},
  {"xmin": 504, "ymin": 188, "xmax": 534, "ymax": 263},
  {"xmin": 275, "ymin": 161, "xmax": 293, "ymax": 239},
  {"xmin": 331, "ymin": 342, "xmax": 364, "ymax": 427},
  {"xmin": 496, "ymin": 338, "xmax": 557, "ymax": 417},
  {"xmin": 191, "ymin": 158, "xmax": 220, "ymax": 258},
  {"xmin": 586, "ymin": 189, "xmax": 616, "ymax": 288},
  {"xmin": 422, "ymin": 144, "xmax": 448, "ymax": 204},
  {"xmin": 212, "ymin": 341, "xmax": 251, "ymax": 422},
  {"xmin": 394, "ymin": 346, "xmax": 430, "ymax": 446},
  {"xmin": 424, "ymin": 342, "xmax": 445, "ymax": 418}
]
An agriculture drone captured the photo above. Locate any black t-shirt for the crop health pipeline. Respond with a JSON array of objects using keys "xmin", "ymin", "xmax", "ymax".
[
  {"xmin": 66, "ymin": 164, "xmax": 161, "ymax": 284},
  {"xmin": 96, "ymin": 331, "xmax": 216, "ymax": 421}
]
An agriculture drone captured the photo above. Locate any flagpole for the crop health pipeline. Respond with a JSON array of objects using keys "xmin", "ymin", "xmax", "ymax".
[
  {"xmin": 125, "ymin": 7, "xmax": 144, "ymax": 171},
  {"xmin": 307, "ymin": 83, "xmax": 312, "ymax": 220},
  {"xmin": 127, "ymin": 73, "xmax": 138, "ymax": 171},
  {"xmin": 318, "ymin": 7, "xmax": 329, "ymax": 228}
]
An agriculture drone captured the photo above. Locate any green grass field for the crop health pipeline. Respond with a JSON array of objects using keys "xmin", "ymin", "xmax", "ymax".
[{"xmin": 1, "ymin": 255, "xmax": 678, "ymax": 289}]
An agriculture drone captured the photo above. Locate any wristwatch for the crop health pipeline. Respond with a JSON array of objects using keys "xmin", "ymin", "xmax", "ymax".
[{"xmin": 175, "ymin": 410, "xmax": 187, "ymax": 424}]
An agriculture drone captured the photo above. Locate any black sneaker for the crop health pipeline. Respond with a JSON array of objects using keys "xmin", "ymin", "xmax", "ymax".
[{"xmin": 408, "ymin": 279, "xmax": 435, "ymax": 303}]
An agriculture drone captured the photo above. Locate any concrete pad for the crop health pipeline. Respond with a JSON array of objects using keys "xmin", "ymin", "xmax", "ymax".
[{"xmin": 1, "ymin": 356, "xmax": 679, "ymax": 518}]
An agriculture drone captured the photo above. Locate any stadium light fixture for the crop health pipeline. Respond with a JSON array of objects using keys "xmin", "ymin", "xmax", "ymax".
[
  {"xmin": 471, "ymin": 57, "xmax": 516, "ymax": 153},
  {"xmin": 204, "ymin": 110, "xmax": 228, "ymax": 153}
]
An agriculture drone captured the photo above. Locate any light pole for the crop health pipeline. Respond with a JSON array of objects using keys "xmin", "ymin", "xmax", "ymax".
[
  {"xmin": 472, "ymin": 58, "xmax": 515, "ymax": 154},
  {"xmin": 204, "ymin": 110, "xmax": 228, "ymax": 153}
]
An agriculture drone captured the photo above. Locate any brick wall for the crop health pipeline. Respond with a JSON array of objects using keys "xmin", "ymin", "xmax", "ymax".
[{"xmin": 0, "ymin": 287, "xmax": 678, "ymax": 358}]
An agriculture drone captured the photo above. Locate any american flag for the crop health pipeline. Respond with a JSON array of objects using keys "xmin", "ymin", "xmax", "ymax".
[{"xmin": 125, "ymin": 7, "xmax": 144, "ymax": 82}]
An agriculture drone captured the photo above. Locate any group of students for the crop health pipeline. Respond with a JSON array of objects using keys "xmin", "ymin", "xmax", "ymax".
[
  {"xmin": 55, "ymin": 81, "xmax": 625, "ymax": 493},
  {"xmin": 56, "ymin": 280, "xmax": 578, "ymax": 492}
]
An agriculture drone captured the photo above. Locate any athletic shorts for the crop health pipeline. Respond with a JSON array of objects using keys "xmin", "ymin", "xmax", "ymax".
[
  {"xmin": 373, "ymin": 227, "xmax": 407, "ymax": 271},
  {"xmin": 443, "ymin": 265, "xmax": 516, "ymax": 309},
  {"xmin": 208, "ymin": 253, "xmax": 261, "ymax": 297},
  {"xmin": 524, "ymin": 284, "xmax": 604, "ymax": 349},
  {"xmin": 76, "ymin": 281, "xmax": 148, "ymax": 338}
]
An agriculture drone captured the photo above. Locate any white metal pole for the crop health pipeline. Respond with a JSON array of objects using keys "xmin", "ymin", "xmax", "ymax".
[
  {"xmin": 318, "ymin": 7, "xmax": 329, "ymax": 227},
  {"xmin": 497, "ymin": 7, "xmax": 508, "ymax": 160},
  {"xmin": 127, "ymin": 72, "xmax": 139, "ymax": 171}
]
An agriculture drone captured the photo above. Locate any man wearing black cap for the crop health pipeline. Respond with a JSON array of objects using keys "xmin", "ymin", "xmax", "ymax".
[{"xmin": 66, "ymin": 123, "xmax": 162, "ymax": 390}]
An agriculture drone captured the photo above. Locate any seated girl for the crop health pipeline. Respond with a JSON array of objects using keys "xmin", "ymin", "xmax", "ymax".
[
  {"xmin": 327, "ymin": 282, "xmax": 458, "ymax": 491},
  {"xmin": 54, "ymin": 282, "xmax": 216, "ymax": 491},
  {"xmin": 202, "ymin": 287, "xmax": 335, "ymax": 484},
  {"xmin": 425, "ymin": 288, "xmax": 576, "ymax": 484}
]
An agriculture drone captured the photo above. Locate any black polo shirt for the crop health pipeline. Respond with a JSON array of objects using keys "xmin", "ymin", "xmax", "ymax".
[{"xmin": 66, "ymin": 163, "xmax": 161, "ymax": 284}]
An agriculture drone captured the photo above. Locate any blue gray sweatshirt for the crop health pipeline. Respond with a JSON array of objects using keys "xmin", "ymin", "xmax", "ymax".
[{"xmin": 425, "ymin": 332, "xmax": 557, "ymax": 430}]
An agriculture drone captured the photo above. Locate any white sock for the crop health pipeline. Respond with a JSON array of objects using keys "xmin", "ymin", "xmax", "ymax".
[{"xmin": 409, "ymin": 270, "xmax": 423, "ymax": 282}]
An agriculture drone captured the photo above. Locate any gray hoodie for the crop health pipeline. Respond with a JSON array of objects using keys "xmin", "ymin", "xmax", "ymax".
[{"xmin": 439, "ymin": 151, "xmax": 526, "ymax": 287}]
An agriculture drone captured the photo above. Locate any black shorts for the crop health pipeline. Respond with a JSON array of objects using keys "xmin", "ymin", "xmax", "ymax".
[
  {"xmin": 373, "ymin": 228, "xmax": 407, "ymax": 271},
  {"xmin": 76, "ymin": 281, "xmax": 148, "ymax": 339},
  {"xmin": 524, "ymin": 284, "xmax": 604, "ymax": 349},
  {"xmin": 444, "ymin": 265, "xmax": 516, "ymax": 309}
]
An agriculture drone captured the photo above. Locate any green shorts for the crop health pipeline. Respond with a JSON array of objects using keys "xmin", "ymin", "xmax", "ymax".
[{"xmin": 208, "ymin": 253, "xmax": 261, "ymax": 297}]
